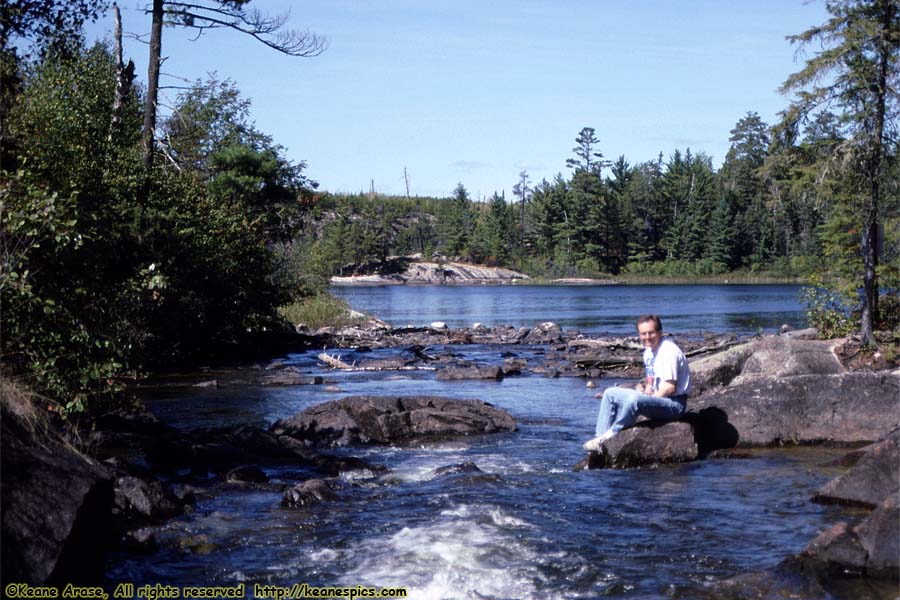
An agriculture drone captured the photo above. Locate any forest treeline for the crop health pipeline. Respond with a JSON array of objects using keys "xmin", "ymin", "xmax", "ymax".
[
  {"xmin": 1, "ymin": 0, "xmax": 897, "ymax": 413},
  {"xmin": 298, "ymin": 116, "xmax": 882, "ymax": 282}
]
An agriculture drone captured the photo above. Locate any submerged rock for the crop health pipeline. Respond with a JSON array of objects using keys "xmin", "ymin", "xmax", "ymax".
[
  {"xmin": 281, "ymin": 479, "xmax": 344, "ymax": 508},
  {"xmin": 224, "ymin": 466, "xmax": 270, "ymax": 485},
  {"xmin": 271, "ymin": 395, "xmax": 517, "ymax": 447},
  {"xmin": 428, "ymin": 461, "xmax": 483, "ymax": 479},
  {"xmin": 435, "ymin": 365, "xmax": 504, "ymax": 381}
]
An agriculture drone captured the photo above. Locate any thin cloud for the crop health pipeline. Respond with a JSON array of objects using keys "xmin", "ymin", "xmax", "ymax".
[{"xmin": 450, "ymin": 160, "xmax": 490, "ymax": 173}]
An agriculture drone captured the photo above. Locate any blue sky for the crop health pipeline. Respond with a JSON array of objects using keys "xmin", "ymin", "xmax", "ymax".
[{"xmin": 87, "ymin": 1, "xmax": 830, "ymax": 200}]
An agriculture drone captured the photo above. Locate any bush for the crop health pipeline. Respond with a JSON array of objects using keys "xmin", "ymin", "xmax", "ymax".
[
  {"xmin": 278, "ymin": 294, "xmax": 367, "ymax": 330},
  {"xmin": 800, "ymin": 276, "xmax": 856, "ymax": 338},
  {"xmin": 875, "ymin": 291, "xmax": 899, "ymax": 333}
]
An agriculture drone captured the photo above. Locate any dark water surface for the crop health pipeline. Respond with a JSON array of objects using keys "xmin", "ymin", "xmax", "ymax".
[
  {"xmin": 106, "ymin": 286, "xmax": 889, "ymax": 599},
  {"xmin": 331, "ymin": 283, "xmax": 807, "ymax": 335}
]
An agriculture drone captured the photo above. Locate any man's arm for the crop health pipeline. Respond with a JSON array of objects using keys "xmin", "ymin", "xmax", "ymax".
[{"xmin": 655, "ymin": 380, "xmax": 676, "ymax": 398}]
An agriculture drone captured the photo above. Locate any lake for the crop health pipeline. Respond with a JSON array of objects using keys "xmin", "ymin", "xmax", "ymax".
[
  {"xmin": 331, "ymin": 283, "xmax": 807, "ymax": 335},
  {"xmin": 105, "ymin": 284, "xmax": 889, "ymax": 599}
]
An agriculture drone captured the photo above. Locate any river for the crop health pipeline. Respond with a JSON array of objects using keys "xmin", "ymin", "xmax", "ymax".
[
  {"xmin": 330, "ymin": 283, "xmax": 807, "ymax": 335},
  {"xmin": 105, "ymin": 285, "xmax": 889, "ymax": 599}
]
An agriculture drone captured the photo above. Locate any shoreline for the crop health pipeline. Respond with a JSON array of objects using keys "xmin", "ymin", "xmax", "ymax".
[
  {"xmin": 329, "ymin": 258, "xmax": 804, "ymax": 286},
  {"xmin": 330, "ymin": 276, "xmax": 803, "ymax": 286}
]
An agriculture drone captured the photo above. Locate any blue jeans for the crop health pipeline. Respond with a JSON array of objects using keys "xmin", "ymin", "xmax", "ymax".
[{"xmin": 594, "ymin": 387, "xmax": 687, "ymax": 436}]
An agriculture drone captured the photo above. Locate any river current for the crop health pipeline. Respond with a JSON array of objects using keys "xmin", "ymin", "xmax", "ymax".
[{"xmin": 107, "ymin": 285, "xmax": 886, "ymax": 599}]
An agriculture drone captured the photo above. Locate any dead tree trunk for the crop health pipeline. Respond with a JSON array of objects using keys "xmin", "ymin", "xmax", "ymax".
[
  {"xmin": 111, "ymin": 4, "xmax": 134, "ymax": 132},
  {"xmin": 141, "ymin": 0, "xmax": 164, "ymax": 168}
]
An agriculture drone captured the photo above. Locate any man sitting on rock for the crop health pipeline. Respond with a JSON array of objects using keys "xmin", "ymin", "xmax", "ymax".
[{"xmin": 583, "ymin": 314, "xmax": 691, "ymax": 452}]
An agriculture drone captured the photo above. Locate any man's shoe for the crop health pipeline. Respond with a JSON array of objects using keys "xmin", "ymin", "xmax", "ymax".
[
  {"xmin": 583, "ymin": 429, "xmax": 616, "ymax": 452},
  {"xmin": 582, "ymin": 437, "xmax": 604, "ymax": 452}
]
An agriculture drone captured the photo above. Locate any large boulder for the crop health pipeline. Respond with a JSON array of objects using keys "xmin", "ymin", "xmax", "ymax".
[
  {"xmin": 813, "ymin": 429, "xmax": 900, "ymax": 508},
  {"xmin": 575, "ymin": 421, "xmax": 698, "ymax": 470},
  {"xmin": 692, "ymin": 372, "xmax": 899, "ymax": 446},
  {"xmin": 271, "ymin": 396, "xmax": 516, "ymax": 447},
  {"xmin": 801, "ymin": 494, "xmax": 899, "ymax": 579},
  {"xmin": 688, "ymin": 342, "xmax": 755, "ymax": 392},
  {"xmin": 1, "ymin": 412, "xmax": 115, "ymax": 585},
  {"xmin": 730, "ymin": 336, "xmax": 845, "ymax": 385}
]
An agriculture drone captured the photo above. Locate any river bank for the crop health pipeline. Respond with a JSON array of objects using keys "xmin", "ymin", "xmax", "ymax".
[{"xmin": 329, "ymin": 257, "xmax": 804, "ymax": 286}]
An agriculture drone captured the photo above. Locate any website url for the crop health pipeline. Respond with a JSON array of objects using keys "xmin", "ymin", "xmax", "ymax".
[{"xmin": 253, "ymin": 583, "xmax": 407, "ymax": 599}]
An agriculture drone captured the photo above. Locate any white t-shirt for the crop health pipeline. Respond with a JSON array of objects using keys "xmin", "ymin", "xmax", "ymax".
[{"xmin": 643, "ymin": 338, "xmax": 691, "ymax": 397}]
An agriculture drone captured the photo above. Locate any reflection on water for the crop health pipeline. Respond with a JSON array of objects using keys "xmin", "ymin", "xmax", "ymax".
[{"xmin": 332, "ymin": 284, "xmax": 806, "ymax": 335}]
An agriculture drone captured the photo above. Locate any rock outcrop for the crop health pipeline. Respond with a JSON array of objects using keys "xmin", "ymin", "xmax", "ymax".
[
  {"xmin": 730, "ymin": 336, "xmax": 845, "ymax": 385},
  {"xmin": 1, "ymin": 406, "xmax": 115, "ymax": 585},
  {"xmin": 812, "ymin": 429, "xmax": 900, "ymax": 508},
  {"xmin": 271, "ymin": 396, "xmax": 517, "ymax": 447},
  {"xmin": 331, "ymin": 258, "xmax": 529, "ymax": 285},
  {"xmin": 692, "ymin": 372, "xmax": 899, "ymax": 446},
  {"xmin": 800, "ymin": 494, "xmax": 899, "ymax": 579}
]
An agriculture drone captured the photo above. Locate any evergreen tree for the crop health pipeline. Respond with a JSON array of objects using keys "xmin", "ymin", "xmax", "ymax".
[
  {"xmin": 780, "ymin": 0, "xmax": 900, "ymax": 344},
  {"xmin": 566, "ymin": 126, "xmax": 608, "ymax": 175},
  {"xmin": 719, "ymin": 112, "xmax": 770, "ymax": 267},
  {"xmin": 526, "ymin": 176, "xmax": 568, "ymax": 270},
  {"xmin": 470, "ymin": 192, "xmax": 513, "ymax": 265},
  {"xmin": 512, "ymin": 170, "xmax": 531, "ymax": 255},
  {"xmin": 444, "ymin": 183, "xmax": 472, "ymax": 257},
  {"xmin": 140, "ymin": 0, "xmax": 325, "ymax": 166},
  {"xmin": 705, "ymin": 197, "xmax": 735, "ymax": 268},
  {"xmin": 622, "ymin": 159, "xmax": 666, "ymax": 264}
]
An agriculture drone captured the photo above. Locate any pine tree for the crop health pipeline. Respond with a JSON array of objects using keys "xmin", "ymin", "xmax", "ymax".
[
  {"xmin": 444, "ymin": 183, "xmax": 472, "ymax": 258},
  {"xmin": 780, "ymin": 0, "xmax": 900, "ymax": 344},
  {"xmin": 719, "ymin": 112, "xmax": 770, "ymax": 267},
  {"xmin": 705, "ymin": 197, "xmax": 735, "ymax": 268}
]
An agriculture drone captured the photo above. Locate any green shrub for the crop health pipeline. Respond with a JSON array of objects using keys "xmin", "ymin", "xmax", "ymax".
[
  {"xmin": 278, "ymin": 294, "xmax": 367, "ymax": 330},
  {"xmin": 800, "ymin": 276, "xmax": 856, "ymax": 338},
  {"xmin": 876, "ymin": 291, "xmax": 899, "ymax": 333}
]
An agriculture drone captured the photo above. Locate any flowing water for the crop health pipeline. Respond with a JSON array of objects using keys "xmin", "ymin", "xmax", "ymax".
[{"xmin": 105, "ymin": 285, "xmax": 887, "ymax": 599}]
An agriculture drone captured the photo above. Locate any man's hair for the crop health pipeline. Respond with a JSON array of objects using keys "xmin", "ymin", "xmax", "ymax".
[{"xmin": 636, "ymin": 314, "xmax": 662, "ymax": 332}]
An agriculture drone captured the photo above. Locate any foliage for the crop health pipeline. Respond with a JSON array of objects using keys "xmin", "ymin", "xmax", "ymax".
[
  {"xmin": 779, "ymin": 0, "xmax": 900, "ymax": 344},
  {"xmin": 0, "ymin": 0, "xmax": 108, "ymax": 54},
  {"xmin": 278, "ymin": 294, "xmax": 365, "ymax": 331},
  {"xmin": 2, "ymin": 41, "xmax": 314, "ymax": 412},
  {"xmin": 800, "ymin": 276, "xmax": 857, "ymax": 338},
  {"xmin": 2, "ymin": 42, "xmax": 143, "ymax": 413}
]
